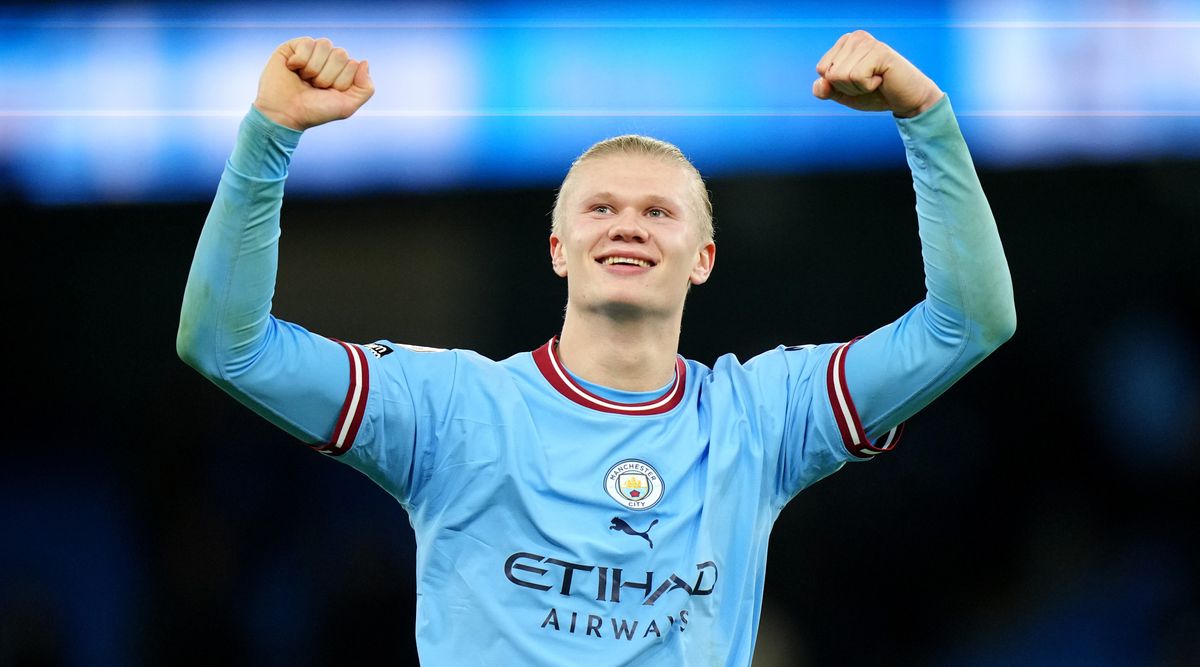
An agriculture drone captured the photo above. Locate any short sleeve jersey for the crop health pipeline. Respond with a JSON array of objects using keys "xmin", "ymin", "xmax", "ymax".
[{"xmin": 318, "ymin": 335, "xmax": 900, "ymax": 666}]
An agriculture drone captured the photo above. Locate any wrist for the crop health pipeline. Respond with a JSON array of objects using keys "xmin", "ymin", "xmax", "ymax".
[
  {"xmin": 893, "ymin": 88, "xmax": 945, "ymax": 119},
  {"xmin": 252, "ymin": 100, "xmax": 306, "ymax": 131}
]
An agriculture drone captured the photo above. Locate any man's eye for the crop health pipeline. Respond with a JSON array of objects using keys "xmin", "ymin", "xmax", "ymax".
[
  {"xmin": 647, "ymin": 208, "xmax": 666, "ymax": 218},
  {"xmin": 592, "ymin": 205, "xmax": 611, "ymax": 214}
]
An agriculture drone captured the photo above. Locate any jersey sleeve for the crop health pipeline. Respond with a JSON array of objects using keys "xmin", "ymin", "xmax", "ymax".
[
  {"xmin": 177, "ymin": 105, "xmax": 354, "ymax": 442},
  {"xmin": 326, "ymin": 342, "xmax": 460, "ymax": 507},
  {"xmin": 175, "ymin": 107, "xmax": 443, "ymax": 506},
  {"xmin": 744, "ymin": 342, "xmax": 894, "ymax": 507},
  {"xmin": 839, "ymin": 95, "xmax": 1017, "ymax": 441},
  {"xmin": 764, "ymin": 96, "xmax": 1015, "ymax": 505}
]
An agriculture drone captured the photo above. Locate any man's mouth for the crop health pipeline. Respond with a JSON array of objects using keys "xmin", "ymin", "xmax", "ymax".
[{"xmin": 598, "ymin": 256, "xmax": 655, "ymax": 268}]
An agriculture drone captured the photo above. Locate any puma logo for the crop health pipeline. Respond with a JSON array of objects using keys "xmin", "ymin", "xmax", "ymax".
[{"xmin": 609, "ymin": 517, "xmax": 659, "ymax": 549}]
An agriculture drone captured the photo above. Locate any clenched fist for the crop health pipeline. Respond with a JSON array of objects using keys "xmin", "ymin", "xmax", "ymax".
[
  {"xmin": 253, "ymin": 37, "xmax": 375, "ymax": 131},
  {"xmin": 812, "ymin": 31, "xmax": 943, "ymax": 118}
]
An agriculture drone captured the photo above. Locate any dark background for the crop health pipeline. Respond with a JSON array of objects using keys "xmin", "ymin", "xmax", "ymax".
[{"xmin": 4, "ymin": 155, "xmax": 1199, "ymax": 665}]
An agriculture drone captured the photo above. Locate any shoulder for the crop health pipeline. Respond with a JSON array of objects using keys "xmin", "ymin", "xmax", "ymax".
[
  {"xmin": 354, "ymin": 341, "xmax": 537, "ymax": 424},
  {"xmin": 703, "ymin": 343, "xmax": 837, "ymax": 381},
  {"xmin": 354, "ymin": 340, "xmax": 519, "ymax": 392},
  {"xmin": 690, "ymin": 343, "xmax": 847, "ymax": 412}
]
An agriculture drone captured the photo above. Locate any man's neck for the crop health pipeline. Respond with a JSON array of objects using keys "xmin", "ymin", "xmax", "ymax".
[{"xmin": 556, "ymin": 306, "xmax": 682, "ymax": 392}]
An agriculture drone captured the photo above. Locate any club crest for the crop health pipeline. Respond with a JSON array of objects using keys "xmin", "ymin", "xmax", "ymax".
[{"xmin": 604, "ymin": 459, "xmax": 664, "ymax": 510}]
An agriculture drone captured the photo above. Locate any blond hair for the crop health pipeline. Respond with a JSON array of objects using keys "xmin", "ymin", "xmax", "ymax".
[{"xmin": 551, "ymin": 135, "xmax": 714, "ymax": 242}]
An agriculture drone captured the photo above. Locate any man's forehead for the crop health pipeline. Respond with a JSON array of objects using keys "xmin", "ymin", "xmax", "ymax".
[
  {"xmin": 573, "ymin": 152, "xmax": 688, "ymax": 176},
  {"xmin": 568, "ymin": 154, "xmax": 694, "ymax": 201}
]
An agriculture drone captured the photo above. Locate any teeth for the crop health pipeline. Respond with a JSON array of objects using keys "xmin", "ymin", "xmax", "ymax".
[{"xmin": 602, "ymin": 256, "xmax": 651, "ymax": 267}]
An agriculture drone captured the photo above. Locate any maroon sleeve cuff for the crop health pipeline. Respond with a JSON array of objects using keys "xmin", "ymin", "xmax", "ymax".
[
  {"xmin": 312, "ymin": 340, "xmax": 370, "ymax": 457},
  {"xmin": 826, "ymin": 337, "xmax": 904, "ymax": 460}
]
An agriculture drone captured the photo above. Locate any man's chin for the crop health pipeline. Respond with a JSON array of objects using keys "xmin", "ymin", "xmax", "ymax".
[
  {"xmin": 582, "ymin": 298, "xmax": 676, "ymax": 323},
  {"xmin": 598, "ymin": 301, "xmax": 649, "ymax": 322}
]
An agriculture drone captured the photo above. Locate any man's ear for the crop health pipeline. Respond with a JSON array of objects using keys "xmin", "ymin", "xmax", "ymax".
[
  {"xmin": 689, "ymin": 240, "xmax": 716, "ymax": 285},
  {"xmin": 549, "ymin": 233, "xmax": 568, "ymax": 277}
]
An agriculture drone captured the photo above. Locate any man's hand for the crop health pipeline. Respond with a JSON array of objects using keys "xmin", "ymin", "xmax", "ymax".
[
  {"xmin": 812, "ymin": 31, "xmax": 943, "ymax": 118},
  {"xmin": 253, "ymin": 37, "xmax": 375, "ymax": 131}
]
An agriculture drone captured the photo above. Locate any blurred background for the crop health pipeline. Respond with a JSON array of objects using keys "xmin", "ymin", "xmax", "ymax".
[{"xmin": 3, "ymin": 1, "xmax": 1198, "ymax": 665}]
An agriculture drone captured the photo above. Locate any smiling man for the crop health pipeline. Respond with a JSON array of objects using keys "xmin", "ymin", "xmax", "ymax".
[
  {"xmin": 178, "ymin": 31, "xmax": 1014, "ymax": 665},
  {"xmin": 550, "ymin": 137, "xmax": 716, "ymax": 392}
]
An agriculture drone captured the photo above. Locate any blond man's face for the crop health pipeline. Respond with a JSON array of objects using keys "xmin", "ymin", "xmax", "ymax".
[{"xmin": 549, "ymin": 153, "xmax": 716, "ymax": 319}]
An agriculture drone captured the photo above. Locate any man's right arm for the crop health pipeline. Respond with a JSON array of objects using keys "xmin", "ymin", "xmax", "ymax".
[{"xmin": 176, "ymin": 38, "xmax": 377, "ymax": 447}]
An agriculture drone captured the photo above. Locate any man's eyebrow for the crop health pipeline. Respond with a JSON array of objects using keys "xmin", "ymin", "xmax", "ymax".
[
  {"xmin": 642, "ymin": 194, "xmax": 683, "ymax": 210},
  {"xmin": 579, "ymin": 191, "xmax": 684, "ymax": 210},
  {"xmin": 580, "ymin": 191, "xmax": 618, "ymax": 203}
]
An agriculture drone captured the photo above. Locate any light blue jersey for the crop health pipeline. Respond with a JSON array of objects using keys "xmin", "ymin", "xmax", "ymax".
[
  {"xmin": 313, "ymin": 334, "xmax": 898, "ymax": 666},
  {"xmin": 177, "ymin": 96, "xmax": 1015, "ymax": 666}
]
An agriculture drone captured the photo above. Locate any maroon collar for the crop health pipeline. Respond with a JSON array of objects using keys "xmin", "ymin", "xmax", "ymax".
[{"xmin": 531, "ymin": 337, "xmax": 687, "ymax": 416}]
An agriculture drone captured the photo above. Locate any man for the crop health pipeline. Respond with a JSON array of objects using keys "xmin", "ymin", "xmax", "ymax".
[{"xmin": 178, "ymin": 31, "xmax": 1015, "ymax": 665}]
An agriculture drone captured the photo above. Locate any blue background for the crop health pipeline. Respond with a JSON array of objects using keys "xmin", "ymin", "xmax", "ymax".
[{"xmin": 2, "ymin": 0, "xmax": 1198, "ymax": 203}]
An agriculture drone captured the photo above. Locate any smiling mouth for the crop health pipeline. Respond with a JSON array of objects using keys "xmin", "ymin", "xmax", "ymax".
[{"xmin": 598, "ymin": 256, "xmax": 655, "ymax": 268}]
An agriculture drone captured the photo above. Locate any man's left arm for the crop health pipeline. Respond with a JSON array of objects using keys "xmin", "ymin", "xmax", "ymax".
[{"xmin": 813, "ymin": 31, "xmax": 1017, "ymax": 449}]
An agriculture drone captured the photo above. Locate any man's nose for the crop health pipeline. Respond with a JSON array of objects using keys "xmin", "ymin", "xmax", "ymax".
[{"xmin": 609, "ymin": 212, "xmax": 648, "ymax": 242}]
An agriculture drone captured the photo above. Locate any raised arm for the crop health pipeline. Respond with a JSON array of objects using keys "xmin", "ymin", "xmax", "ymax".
[
  {"xmin": 176, "ymin": 38, "xmax": 376, "ymax": 445},
  {"xmin": 812, "ymin": 31, "xmax": 1016, "ymax": 444}
]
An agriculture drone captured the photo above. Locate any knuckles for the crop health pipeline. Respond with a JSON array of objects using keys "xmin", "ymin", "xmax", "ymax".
[
  {"xmin": 841, "ymin": 29, "xmax": 876, "ymax": 45},
  {"xmin": 821, "ymin": 30, "xmax": 888, "ymax": 85}
]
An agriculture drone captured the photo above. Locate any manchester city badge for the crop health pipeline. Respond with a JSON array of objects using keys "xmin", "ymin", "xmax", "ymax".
[{"xmin": 603, "ymin": 459, "xmax": 665, "ymax": 510}]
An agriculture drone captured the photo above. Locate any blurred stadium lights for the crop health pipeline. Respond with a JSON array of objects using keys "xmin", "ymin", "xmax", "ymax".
[{"xmin": 0, "ymin": 0, "xmax": 1197, "ymax": 204}]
